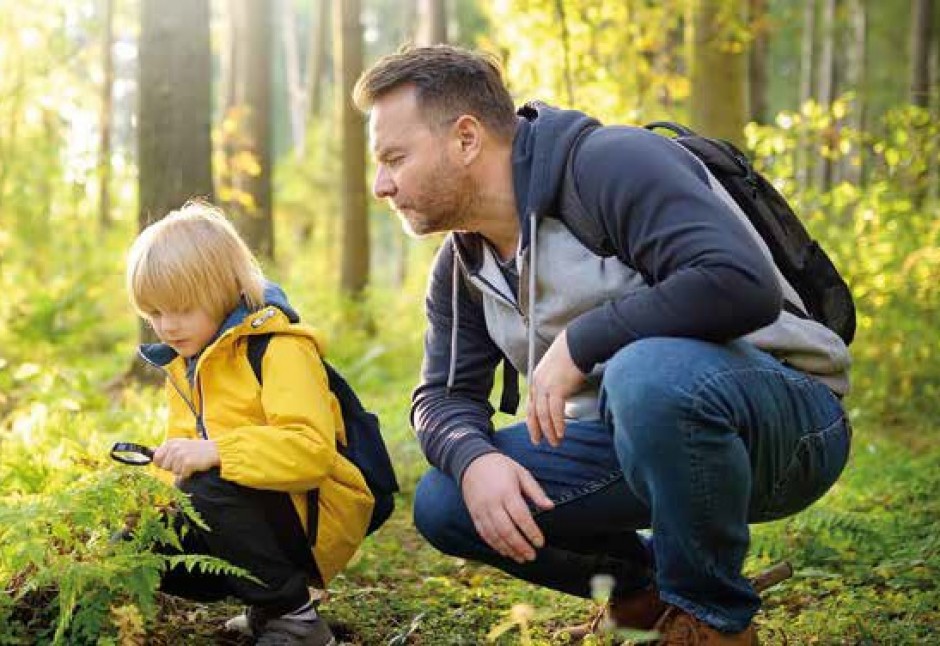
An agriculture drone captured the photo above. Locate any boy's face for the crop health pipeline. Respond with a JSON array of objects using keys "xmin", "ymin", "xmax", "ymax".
[{"xmin": 147, "ymin": 308, "xmax": 219, "ymax": 358}]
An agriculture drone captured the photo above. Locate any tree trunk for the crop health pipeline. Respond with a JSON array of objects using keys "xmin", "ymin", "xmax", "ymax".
[
  {"xmin": 136, "ymin": 0, "xmax": 213, "ymax": 381},
  {"xmin": 282, "ymin": 0, "xmax": 306, "ymax": 157},
  {"xmin": 335, "ymin": 0, "xmax": 370, "ymax": 298},
  {"xmin": 814, "ymin": 0, "xmax": 837, "ymax": 192},
  {"xmin": 553, "ymin": 0, "xmax": 575, "ymax": 106},
  {"xmin": 307, "ymin": 0, "xmax": 330, "ymax": 121},
  {"xmin": 419, "ymin": 0, "xmax": 447, "ymax": 45},
  {"xmin": 844, "ymin": 0, "xmax": 867, "ymax": 187},
  {"xmin": 910, "ymin": 0, "xmax": 934, "ymax": 107},
  {"xmin": 227, "ymin": 0, "xmax": 274, "ymax": 262},
  {"xmin": 98, "ymin": 0, "xmax": 114, "ymax": 230},
  {"xmin": 796, "ymin": 0, "xmax": 816, "ymax": 190},
  {"xmin": 748, "ymin": 0, "xmax": 769, "ymax": 124},
  {"xmin": 688, "ymin": 0, "xmax": 748, "ymax": 148}
]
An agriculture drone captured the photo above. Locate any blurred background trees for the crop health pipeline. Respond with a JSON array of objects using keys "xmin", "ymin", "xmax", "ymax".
[
  {"xmin": 0, "ymin": 2, "xmax": 938, "ymax": 641},
  {"xmin": 0, "ymin": 0, "xmax": 937, "ymax": 458}
]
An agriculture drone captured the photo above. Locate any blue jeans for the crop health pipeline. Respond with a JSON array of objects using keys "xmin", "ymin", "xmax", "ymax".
[{"xmin": 413, "ymin": 338, "xmax": 851, "ymax": 632}]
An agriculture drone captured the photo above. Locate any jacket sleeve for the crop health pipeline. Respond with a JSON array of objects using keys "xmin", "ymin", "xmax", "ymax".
[
  {"xmin": 563, "ymin": 127, "xmax": 783, "ymax": 372},
  {"xmin": 411, "ymin": 239, "xmax": 505, "ymax": 484},
  {"xmin": 212, "ymin": 335, "xmax": 339, "ymax": 493}
]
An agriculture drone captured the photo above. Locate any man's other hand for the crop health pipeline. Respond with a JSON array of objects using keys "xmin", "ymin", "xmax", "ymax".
[
  {"xmin": 527, "ymin": 330, "xmax": 585, "ymax": 447},
  {"xmin": 461, "ymin": 453, "xmax": 554, "ymax": 563}
]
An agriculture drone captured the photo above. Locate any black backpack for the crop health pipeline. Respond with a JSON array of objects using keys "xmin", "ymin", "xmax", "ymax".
[
  {"xmin": 247, "ymin": 333, "xmax": 398, "ymax": 538},
  {"xmin": 643, "ymin": 122, "xmax": 856, "ymax": 345}
]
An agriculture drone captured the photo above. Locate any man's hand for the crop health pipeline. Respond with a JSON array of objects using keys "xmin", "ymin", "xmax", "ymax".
[
  {"xmin": 461, "ymin": 453, "xmax": 554, "ymax": 563},
  {"xmin": 526, "ymin": 330, "xmax": 585, "ymax": 447},
  {"xmin": 153, "ymin": 438, "xmax": 220, "ymax": 480}
]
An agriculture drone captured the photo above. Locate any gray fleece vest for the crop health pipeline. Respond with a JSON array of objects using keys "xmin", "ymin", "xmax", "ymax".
[{"xmin": 465, "ymin": 170, "xmax": 851, "ymax": 423}]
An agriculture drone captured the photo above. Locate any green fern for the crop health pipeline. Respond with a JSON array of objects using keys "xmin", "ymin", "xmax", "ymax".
[{"xmin": 0, "ymin": 469, "xmax": 256, "ymax": 644}]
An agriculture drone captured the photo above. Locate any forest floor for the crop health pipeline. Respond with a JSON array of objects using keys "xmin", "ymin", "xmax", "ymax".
[{"xmin": 147, "ymin": 420, "xmax": 940, "ymax": 645}]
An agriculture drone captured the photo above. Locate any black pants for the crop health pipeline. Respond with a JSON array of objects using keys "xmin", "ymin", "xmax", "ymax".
[{"xmin": 158, "ymin": 469, "xmax": 315, "ymax": 616}]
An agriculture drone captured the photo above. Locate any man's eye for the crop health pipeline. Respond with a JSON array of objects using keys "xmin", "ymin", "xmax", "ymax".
[{"xmin": 386, "ymin": 156, "xmax": 404, "ymax": 167}]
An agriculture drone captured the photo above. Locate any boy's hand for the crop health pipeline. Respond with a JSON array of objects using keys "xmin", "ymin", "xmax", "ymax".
[{"xmin": 153, "ymin": 438, "xmax": 220, "ymax": 479}]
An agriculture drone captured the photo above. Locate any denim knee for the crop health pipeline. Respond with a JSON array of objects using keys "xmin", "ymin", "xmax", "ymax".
[
  {"xmin": 413, "ymin": 469, "xmax": 474, "ymax": 557},
  {"xmin": 602, "ymin": 339, "xmax": 698, "ymax": 456}
]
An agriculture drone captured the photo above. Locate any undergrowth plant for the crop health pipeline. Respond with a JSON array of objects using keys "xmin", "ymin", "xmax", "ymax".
[{"xmin": 0, "ymin": 470, "xmax": 254, "ymax": 645}]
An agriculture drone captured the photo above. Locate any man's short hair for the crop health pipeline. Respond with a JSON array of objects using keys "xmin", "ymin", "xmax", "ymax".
[{"xmin": 354, "ymin": 44, "xmax": 517, "ymax": 142}]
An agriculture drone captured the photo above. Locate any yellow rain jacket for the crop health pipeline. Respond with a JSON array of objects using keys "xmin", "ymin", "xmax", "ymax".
[{"xmin": 141, "ymin": 304, "xmax": 374, "ymax": 584}]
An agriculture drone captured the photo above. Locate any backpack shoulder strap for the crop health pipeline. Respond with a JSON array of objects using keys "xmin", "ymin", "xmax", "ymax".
[
  {"xmin": 246, "ymin": 333, "xmax": 274, "ymax": 385},
  {"xmin": 557, "ymin": 124, "xmax": 617, "ymax": 257}
]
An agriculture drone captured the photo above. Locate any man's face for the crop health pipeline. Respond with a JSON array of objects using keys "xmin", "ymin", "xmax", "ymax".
[{"xmin": 369, "ymin": 86, "xmax": 474, "ymax": 236}]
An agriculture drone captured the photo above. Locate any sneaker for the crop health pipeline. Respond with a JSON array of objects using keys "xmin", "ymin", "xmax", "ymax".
[
  {"xmin": 254, "ymin": 615, "xmax": 337, "ymax": 646},
  {"xmin": 654, "ymin": 606, "xmax": 757, "ymax": 645}
]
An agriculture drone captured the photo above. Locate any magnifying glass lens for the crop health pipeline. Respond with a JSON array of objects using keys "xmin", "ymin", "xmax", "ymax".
[{"xmin": 110, "ymin": 442, "xmax": 155, "ymax": 466}]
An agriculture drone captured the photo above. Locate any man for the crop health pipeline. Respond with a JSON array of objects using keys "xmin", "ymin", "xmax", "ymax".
[{"xmin": 354, "ymin": 45, "xmax": 851, "ymax": 644}]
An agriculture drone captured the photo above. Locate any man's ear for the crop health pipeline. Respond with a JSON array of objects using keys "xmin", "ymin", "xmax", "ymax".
[{"xmin": 453, "ymin": 115, "xmax": 483, "ymax": 165}]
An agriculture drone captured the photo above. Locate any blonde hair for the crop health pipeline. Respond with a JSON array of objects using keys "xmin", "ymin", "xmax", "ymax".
[{"xmin": 126, "ymin": 200, "xmax": 265, "ymax": 322}]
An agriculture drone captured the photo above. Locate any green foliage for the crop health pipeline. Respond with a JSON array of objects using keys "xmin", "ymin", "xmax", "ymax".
[
  {"xmin": 746, "ymin": 99, "xmax": 940, "ymax": 428},
  {"xmin": 0, "ymin": 470, "xmax": 254, "ymax": 645}
]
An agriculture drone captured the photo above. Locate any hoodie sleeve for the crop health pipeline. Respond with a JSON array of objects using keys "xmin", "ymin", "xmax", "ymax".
[
  {"xmin": 563, "ymin": 127, "xmax": 783, "ymax": 372},
  {"xmin": 411, "ymin": 239, "xmax": 505, "ymax": 484}
]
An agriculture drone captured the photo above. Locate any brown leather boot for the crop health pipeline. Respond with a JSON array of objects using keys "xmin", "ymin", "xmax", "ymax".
[
  {"xmin": 555, "ymin": 586, "xmax": 667, "ymax": 641},
  {"xmin": 654, "ymin": 606, "xmax": 758, "ymax": 645}
]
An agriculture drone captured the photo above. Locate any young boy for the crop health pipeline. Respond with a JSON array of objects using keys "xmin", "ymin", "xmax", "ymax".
[{"xmin": 126, "ymin": 200, "xmax": 374, "ymax": 646}]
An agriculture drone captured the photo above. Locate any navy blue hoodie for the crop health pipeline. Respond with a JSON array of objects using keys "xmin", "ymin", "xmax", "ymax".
[{"xmin": 412, "ymin": 104, "xmax": 782, "ymax": 484}]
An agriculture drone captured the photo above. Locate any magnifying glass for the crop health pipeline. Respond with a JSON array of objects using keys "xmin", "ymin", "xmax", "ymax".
[{"xmin": 110, "ymin": 442, "xmax": 155, "ymax": 466}]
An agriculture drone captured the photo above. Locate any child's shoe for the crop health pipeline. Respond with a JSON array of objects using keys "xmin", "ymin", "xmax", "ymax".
[{"xmin": 254, "ymin": 615, "xmax": 336, "ymax": 646}]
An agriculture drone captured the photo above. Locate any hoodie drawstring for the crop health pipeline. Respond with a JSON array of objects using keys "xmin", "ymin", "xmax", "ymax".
[
  {"xmin": 446, "ymin": 238, "xmax": 460, "ymax": 395},
  {"xmin": 526, "ymin": 210, "xmax": 538, "ymax": 380}
]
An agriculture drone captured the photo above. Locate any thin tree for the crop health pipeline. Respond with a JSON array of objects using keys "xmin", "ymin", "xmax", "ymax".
[
  {"xmin": 226, "ymin": 0, "xmax": 274, "ymax": 262},
  {"xmin": 308, "ymin": 0, "xmax": 331, "ymax": 122},
  {"xmin": 844, "ymin": 0, "xmax": 867, "ymax": 187},
  {"xmin": 97, "ymin": 0, "xmax": 114, "ymax": 230},
  {"xmin": 910, "ymin": 0, "xmax": 934, "ymax": 108},
  {"xmin": 282, "ymin": 0, "xmax": 306, "ymax": 157},
  {"xmin": 688, "ymin": 0, "xmax": 748, "ymax": 147},
  {"xmin": 335, "ymin": 0, "xmax": 369, "ymax": 297},
  {"xmin": 748, "ymin": 0, "xmax": 769, "ymax": 124},
  {"xmin": 419, "ymin": 0, "xmax": 447, "ymax": 45},
  {"xmin": 796, "ymin": 0, "xmax": 817, "ymax": 191},
  {"xmin": 813, "ymin": 0, "xmax": 837, "ymax": 192},
  {"xmin": 135, "ymin": 0, "xmax": 213, "ymax": 380}
]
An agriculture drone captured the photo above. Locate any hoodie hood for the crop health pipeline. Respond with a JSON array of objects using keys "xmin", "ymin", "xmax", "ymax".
[
  {"xmin": 138, "ymin": 281, "xmax": 301, "ymax": 367},
  {"xmin": 450, "ymin": 103, "xmax": 600, "ymax": 269},
  {"xmin": 512, "ymin": 103, "xmax": 600, "ymax": 248}
]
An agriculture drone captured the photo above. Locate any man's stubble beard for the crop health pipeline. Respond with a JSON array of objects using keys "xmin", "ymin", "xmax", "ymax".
[{"xmin": 398, "ymin": 158, "xmax": 478, "ymax": 238}]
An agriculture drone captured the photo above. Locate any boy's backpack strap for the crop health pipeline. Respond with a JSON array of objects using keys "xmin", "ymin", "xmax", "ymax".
[
  {"xmin": 246, "ymin": 331, "xmax": 399, "ymax": 537},
  {"xmin": 247, "ymin": 333, "xmax": 273, "ymax": 385}
]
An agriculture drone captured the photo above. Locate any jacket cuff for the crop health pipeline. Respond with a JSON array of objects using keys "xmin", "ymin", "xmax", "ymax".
[
  {"xmin": 213, "ymin": 435, "xmax": 243, "ymax": 483},
  {"xmin": 566, "ymin": 307, "xmax": 637, "ymax": 373},
  {"xmin": 446, "ymin": 435, "xmax": 500, "ymax": 486}
]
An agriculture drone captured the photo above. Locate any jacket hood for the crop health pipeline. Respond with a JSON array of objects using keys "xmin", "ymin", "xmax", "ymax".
[
  {"xmin": 138, "ymin": 281, "xmax": 307, "ymax": 368},
  {"xmin": 512, "ymin": 102, "xmax": 600, "ymax": 245},
  {"xmin": 450, "ymin": 103, "xmax": 599, "ymax": 270}
]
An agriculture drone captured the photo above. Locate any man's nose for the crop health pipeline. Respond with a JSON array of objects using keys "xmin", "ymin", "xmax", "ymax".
[{"xmin": 373, "ymin": 166, "xmax": 396, "ymax": 200}]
